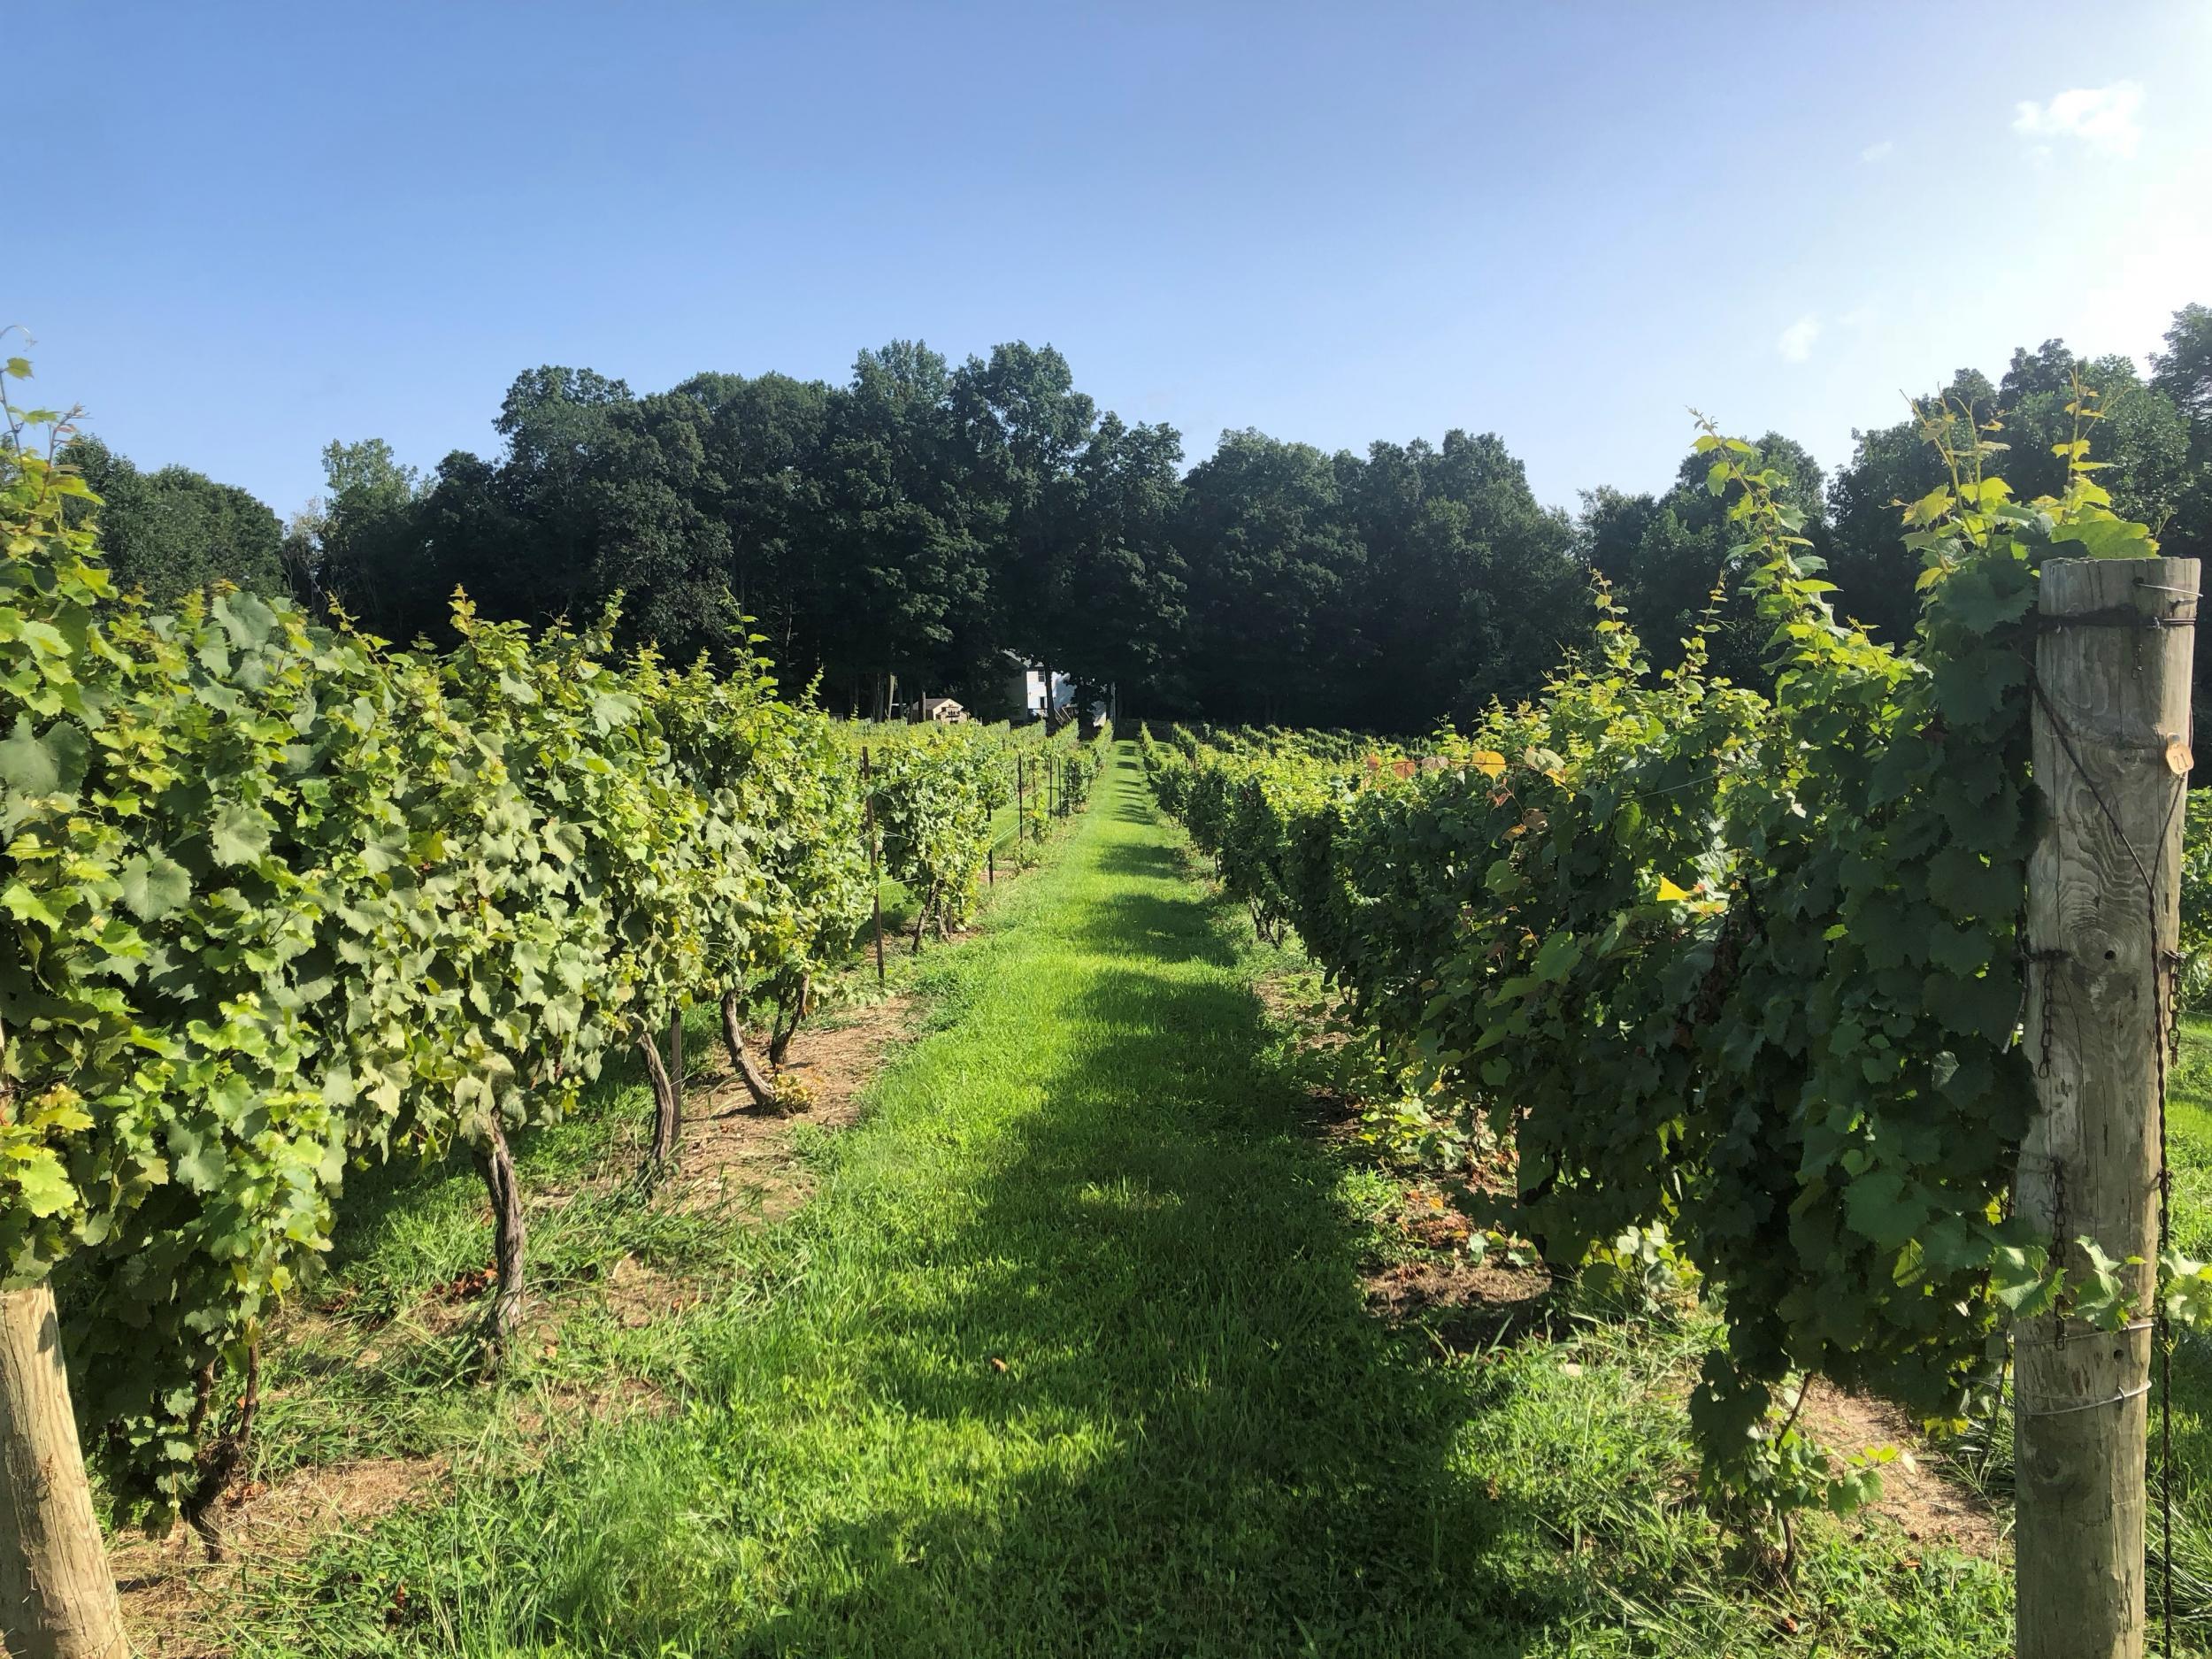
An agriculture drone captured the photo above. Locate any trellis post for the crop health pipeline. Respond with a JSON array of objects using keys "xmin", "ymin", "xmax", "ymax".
[
  {"xmin": 862, "ymin": 745, "xmax": 884, "ymax": 987},
  {"xmin": 0, "ymin": 1286, "xmax": 127, "ymax": 1659},
  {"xmin": 2017, "ymin": 554, "xmax": 2197, "ymax": 1659}
]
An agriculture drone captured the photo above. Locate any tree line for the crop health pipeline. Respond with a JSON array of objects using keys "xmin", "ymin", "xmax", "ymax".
[{"xmin": 66, "ymin": 303, "xmax": 2212, "ymax": 733}]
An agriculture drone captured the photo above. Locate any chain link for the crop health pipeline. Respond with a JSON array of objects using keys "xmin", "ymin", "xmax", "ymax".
[{"xmin": 2029, "ymin": 946, "xmax": 2064, "ymax": 1079}]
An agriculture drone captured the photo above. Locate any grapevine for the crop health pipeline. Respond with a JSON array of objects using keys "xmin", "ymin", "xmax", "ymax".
[
  {"xmin": 0, "ymin": 353, "xmax": 1019, "ymax": 1521},
  {"xmin": 1147, "ymin": 402, "xmax": 2166, "ymax": 1534}
]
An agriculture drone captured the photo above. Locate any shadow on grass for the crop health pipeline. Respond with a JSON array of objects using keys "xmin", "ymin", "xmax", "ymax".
[
  {"xmin": 1069, "ymin": 883, "xmax": 1241, "ymax": 972},
  {"xmin": 316, "ymin": 929, "xmax": 917, "ymax": 1290},
  {"xmin": 1091, "ymin": 839, "xmax": 1181, "ymax": 879},
  {"xmin": 709, "ymin": 885, "xmax": 1561, "ymax": 1652},
  {"xmin": 316, "ymin": 1043, "xmax": 654, "ymax": 1282}
]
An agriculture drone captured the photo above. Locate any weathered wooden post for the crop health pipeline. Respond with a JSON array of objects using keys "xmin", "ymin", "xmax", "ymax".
[
  {"xmin": 862, "ymin": 746, "xmax": 885, "ymax": 987},
  {"xmin": 2018, "ymin": 554, "xmax": 2197, "ymax": 1659},
  {"xmin": 0, "ymin": 1017, "xmax": 127, "ymax": 1659},
  {"xmin": 0, "ymin": 1282, "xmax": 129, "ymax": 1659}
]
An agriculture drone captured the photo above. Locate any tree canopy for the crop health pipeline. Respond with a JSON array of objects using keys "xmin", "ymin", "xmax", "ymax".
[
  {"xmin": 55, "ymin": 301, "xmax": 2212, "ymax": 733},
  {"xmin": 59, "ymin": 436, "xmax": 284, "ymax": 603}
]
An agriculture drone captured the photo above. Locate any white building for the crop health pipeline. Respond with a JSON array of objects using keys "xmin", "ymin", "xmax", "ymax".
[{"xmin": 1014, "ymin": 666, "xmax": 1077, "ymax": 723}]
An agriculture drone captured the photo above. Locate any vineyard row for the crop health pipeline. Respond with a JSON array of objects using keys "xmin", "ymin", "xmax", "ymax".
[
  {"xmin": 0, "ymin": 380, "xmax": 1108, "ymax": 1535},
  {"xmin": 1140, "ymin": 407, "xmax": 2206, "ymax": 1553}
]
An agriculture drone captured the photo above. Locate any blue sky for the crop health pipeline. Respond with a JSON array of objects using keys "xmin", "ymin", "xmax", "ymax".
[{"xmin": 17, "ymin": 3, "xmax": 2212, "ymax": 518}]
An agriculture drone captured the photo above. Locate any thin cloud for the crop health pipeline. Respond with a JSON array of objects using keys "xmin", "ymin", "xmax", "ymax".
[
  {"xmin": 1860, "ymin": 140, "xmax": 1895, "ymax": 164},
  {"xmin": 1778, "ymin": 315, "xmax": 1822, "ymax": 364},
  {"xmin": 2013, "ymin": 81, "xmax": 2145, "ymax": 157}
]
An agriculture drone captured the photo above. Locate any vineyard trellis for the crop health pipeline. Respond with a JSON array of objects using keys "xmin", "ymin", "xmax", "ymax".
[
  {"xmin": 1144, "ymin": 393, "xmax": 2200, "ymax": 1659},
  {"xmin": 0, "ymin": 354, "xmax": 1109, "ymax": 1657}
]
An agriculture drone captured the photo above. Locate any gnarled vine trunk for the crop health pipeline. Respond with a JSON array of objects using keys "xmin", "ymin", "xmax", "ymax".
[
  {"xmin": 720, "ymin": 989, "xmax": 777, "ymax": 1110},
  {"xmin": 0, "ymin": 1282, "xmax": 128, "ymax": 1659},
  {"xmin": 666, "ymin": 1007, "xmax": 684, "ymax": 1110},
  {"xmin": 471, "ymin": 1121, "xmax": 526, "ymax": 1347},
  {"xmin": 768, "ymin": 974, "xmax": 810, "ymax": 1067},
  {"xmin": 639, "ymin": 1014, "xmax": 684, "ymax": 1172},
  {"xmin": 184, "ymin": 1338, "xmax": 262, "ymax": 1547}
]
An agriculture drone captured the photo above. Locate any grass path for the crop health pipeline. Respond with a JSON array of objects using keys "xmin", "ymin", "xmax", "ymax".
[{"xmin": 237, "ymin": 746, "xmax": 2010, "ymax": 1657}]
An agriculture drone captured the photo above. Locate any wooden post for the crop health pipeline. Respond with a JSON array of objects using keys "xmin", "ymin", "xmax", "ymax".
[
  {"xmin": 1015, "ymin": 754, "xmax": 1025, "ymax": 845},
  {"xmin": 862, "ymin": 746, "xmax": 885, "ymax": 987},
  {"xmin": 0, "ymin": 1283, "xmax": 129, "ymax": 1659},
  {"xmin": 2018, "ymin": 554, "xmax": 2198, "ymax": 1659}
]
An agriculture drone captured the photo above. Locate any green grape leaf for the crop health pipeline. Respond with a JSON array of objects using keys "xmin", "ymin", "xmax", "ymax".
[
  {"xmin": 165, "ymin": 1126, "xmax": 227, "ymax": 1194},
  {"xmin": 118, "ymin": 853, "xmax": 193, "ymax": 921},
  {"xmin": 209, "ymin": 804, "xmax": 272, "ymax": 866},
  {"xmin": 0, "ymin": 715, "xmax": 88, "ymax": 797},
  {"xmin": 12, "ymin": 1152, "xmax": 79, "ymax": 1218}
]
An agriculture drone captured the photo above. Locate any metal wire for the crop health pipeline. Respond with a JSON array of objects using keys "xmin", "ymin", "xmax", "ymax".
[{"xmin": 2019, "ymin": 1379, "xmax": 2154, "ymax": 1417}]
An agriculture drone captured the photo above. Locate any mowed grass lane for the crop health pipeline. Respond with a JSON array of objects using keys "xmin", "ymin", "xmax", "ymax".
[{"xmin": 241, "ymin": 746, "xmax": 2006, "ymax": 1658}]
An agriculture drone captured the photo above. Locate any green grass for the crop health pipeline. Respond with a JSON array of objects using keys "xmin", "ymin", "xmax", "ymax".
[
  {"xmin": 2142, "ymin": 1018, "xmax": 2212, "ymax": 1641},
  {"xmin": 238, "ymin": 1093, "xmax": 749, "ymax": 1486},
  {"xmin": 201, "ymin": 747, "xmax": 2008, "ymax": 1657}
]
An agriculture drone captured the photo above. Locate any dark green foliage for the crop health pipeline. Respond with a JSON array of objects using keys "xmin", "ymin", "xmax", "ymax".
[
  {"xmin": 1346, "ymin": 430, "xmax": 1582, "ymax": 726},
  {"xmin": 59, "ymin": 313, "xmax": 2208, "ymax": 751},
  {"xmin": 59, "ymin": 435, "xmax": 285, "ymax": 603},
  {"xmin": 293, "ymin": 437, "xmax": 431, "ymax": 639},
  {"xmin": 1061, "ymin": 413, "xmax": 1187, "ymax": 694},
  {"xmin": 819, "ymin": 342, "xmax": 998, "ymax": 700},
  {"xmin": 1176, "ymin": 429, "xmax": 1367, "ymax": 726},
  {"xmin": 264, "ymin": 347, "xmax": 1585, "ymax": 733},
  {"xmin": 672, "ymin": 369, "xmax": 835, "ymax": 670},
  {"xmin": 1161, "ymin": 425, "xmax": 1581, "ymax": 730}
]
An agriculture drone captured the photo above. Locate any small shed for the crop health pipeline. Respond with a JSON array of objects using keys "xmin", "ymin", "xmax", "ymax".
[{"xmin": 912, "ymin": 695, "xmax": 969, "ymax": 724}]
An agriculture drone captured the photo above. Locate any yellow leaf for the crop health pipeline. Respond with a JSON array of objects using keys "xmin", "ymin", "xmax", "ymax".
[
  {"xmin": 1656, "ymin": 876, "xmax": 1694, "ymax": 902},
  {"xmin": 1470, "ymin": 749, "xmax": 1506, "ymax": 780},
  {"xmin": 1904, "ymin": 486, "xmax": 1954, "ymax": 526}
]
